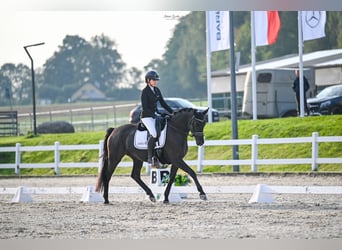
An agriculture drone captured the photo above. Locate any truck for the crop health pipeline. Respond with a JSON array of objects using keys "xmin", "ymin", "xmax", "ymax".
[{"xmin": 241, "ymin": 68, "xmax": 316, "ymax": 118}]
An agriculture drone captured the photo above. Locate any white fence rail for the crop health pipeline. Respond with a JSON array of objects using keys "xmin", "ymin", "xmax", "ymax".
[{"xmin": 0, "ymin": 132, "xmax": 342, "ymax": 174}]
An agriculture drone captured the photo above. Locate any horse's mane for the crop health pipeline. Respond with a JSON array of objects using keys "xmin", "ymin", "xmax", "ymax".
[
  {"xmin": 172, "ymin": 107, "xmax": 208, "ymax": 121},
  {"xmin": 173, "ymin": 108, "xmax": 195, "ymax": 116}
]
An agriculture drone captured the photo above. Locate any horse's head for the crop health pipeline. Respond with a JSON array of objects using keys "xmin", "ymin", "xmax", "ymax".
[{"xmin": 189, "ymin": 108, "xmax": 208, "ymax": 146}]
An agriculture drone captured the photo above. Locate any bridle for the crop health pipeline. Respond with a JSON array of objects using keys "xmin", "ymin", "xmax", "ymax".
[
  {"xmin": 188, "ymin": 115, "xmax": 206, "ymax": 138},
  {"xmin": 167, "ymin": 109, "xmax": 206, "ymax": 140}
]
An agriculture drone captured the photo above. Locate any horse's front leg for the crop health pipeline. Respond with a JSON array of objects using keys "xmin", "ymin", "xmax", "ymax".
[
  {"xmin": 176, "ymin": 159, "xmax": 207, "ymax": 201},
  {"xmin": 163, "ymin": 165, "xmax": 178, "ymax": 204},
  {"xmin": 130, "ymin": 159, "xmax": 156, "ymax": 202}
]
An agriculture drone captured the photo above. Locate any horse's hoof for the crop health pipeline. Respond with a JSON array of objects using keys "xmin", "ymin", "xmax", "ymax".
[
  {"xmin": 104, "ymin": 200, "xmax": 110, "ymax": 205},
  {"xmin": 149, "ymin": 196, "xmax": 156, "ymax": 203},
  {"xmin": 163, "ymin": 200, "xmax": 170, "ymax": 204},
  {"xmin": 199, "ymin": 194, "xmax": 207, "ymax": 201}
]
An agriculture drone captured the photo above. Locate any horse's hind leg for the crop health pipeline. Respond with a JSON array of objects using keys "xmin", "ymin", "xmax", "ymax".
[
  {"xmin": 103, "ymin": 175, "xmax": 110, "ymax": 204},
  {"xmin": 130, "ymin": 159, "xmax": 156, "ymax": 202},
  {"xmin": 103, "ymin": 156, "xmax": 123, "ymax": 204}
]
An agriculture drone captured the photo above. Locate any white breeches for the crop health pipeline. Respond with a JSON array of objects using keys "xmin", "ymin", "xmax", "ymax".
[{"xmin": 141, "ymin": 117, "xmax": 157, "ymax": 138}]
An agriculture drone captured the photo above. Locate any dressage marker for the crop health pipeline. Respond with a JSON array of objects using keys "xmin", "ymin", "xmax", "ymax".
[
  {"xmin": 150, "ymin": 168, "xmax": 170, "ymax": 186},
  {"xmin": 150, "ymin": 168, "xmax": 183, "ymax": 202},
  {"xmin": 2, "ymin": 183, "xmax": 341, "ymax": 204}
]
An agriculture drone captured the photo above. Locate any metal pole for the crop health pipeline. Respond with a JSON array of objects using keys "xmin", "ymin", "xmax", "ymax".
[
  {"xmin": 205, "ymin": 11, "xmax": 213, "ymax": 123},
  {"xmin": 229, "ymin": 12, "xmax": 239, "ymax": 172},
  {"xmin": 24, "ymin": 42, "xmax": 44, "ymax": 135},
  {"xmin": 297, "ymin": 11, "xmax": 305, "ymax": 117},
  {"xmin": 251, "ymin": 11, "xmax": 258, "ymax": 120}
]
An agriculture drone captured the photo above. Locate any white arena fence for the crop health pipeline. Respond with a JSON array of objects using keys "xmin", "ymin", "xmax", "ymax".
[{"xmin": 0, "ymin": 132, "xmax": 342, "ymax": 175}]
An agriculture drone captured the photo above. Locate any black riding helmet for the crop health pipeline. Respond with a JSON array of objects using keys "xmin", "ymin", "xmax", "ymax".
[{"xmin": 145, "ymin": 70, "xmax": 160, "ymax": 83}]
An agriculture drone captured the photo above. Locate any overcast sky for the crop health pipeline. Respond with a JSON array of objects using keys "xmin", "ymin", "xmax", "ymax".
[{"xmin": 0, "ymin": 10, "xmax": 188, "ymax": 71}]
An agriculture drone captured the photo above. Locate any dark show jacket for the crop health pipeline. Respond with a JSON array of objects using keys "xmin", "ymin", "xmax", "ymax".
[{"xmin": 141, "ymin": 85, "xmax": 173, "ymax": 119}]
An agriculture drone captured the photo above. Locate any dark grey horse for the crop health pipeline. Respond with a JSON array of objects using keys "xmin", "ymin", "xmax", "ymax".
[{"xmin": 96, "ymin": 108, "xmax": 208, "ymax": 204}]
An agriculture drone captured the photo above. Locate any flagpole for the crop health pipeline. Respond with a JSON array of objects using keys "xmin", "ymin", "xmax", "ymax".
[
  {"xmin": 205, "ymin": 11, "xmax": 213, "ymax": 123},
  {"xmin": 298, "ymin": 11, "xmax": 305, "ymax": 117},
  {"xmin": 251, "ymin": 11, "xmax": 257, "ymax": 120},
  {"xmin": 229, "ymin": 11, "xmax": 239, "ymax": 172}
]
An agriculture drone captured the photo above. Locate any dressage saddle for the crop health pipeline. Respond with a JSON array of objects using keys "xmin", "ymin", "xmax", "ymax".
[{"xmin": 137, "ymin": 115, "xmax": 171, "ymax": 165}]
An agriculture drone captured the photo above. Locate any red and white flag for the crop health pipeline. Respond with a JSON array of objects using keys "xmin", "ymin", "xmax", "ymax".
[
  {"xmin": 301, "ymin": 11, "xmax": 326, "ymax": 41},
  {"xmin": 254, "ymin": 11, "xmax": 281, "ymax": 47}
]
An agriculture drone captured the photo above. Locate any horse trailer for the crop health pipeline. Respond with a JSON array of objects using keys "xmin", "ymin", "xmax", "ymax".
[{"xmin": 242, "ymin": 68, "xmax": 316, "ymax": 118}]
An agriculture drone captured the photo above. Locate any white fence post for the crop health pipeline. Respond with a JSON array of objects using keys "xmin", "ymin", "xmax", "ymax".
[
  {"xmin": 312, "ymin": 132, "xmax": 319, "ymax": 171},
  {"xmin": 251, "ymin": 135, "xmax": 258, "ymax": 172},
  {"xmin": 98, "ymin": 140, "xmax": 104, "ymax": 173},
  {"xmin": 197, "ymin": 145, "xmax": 204, "ymax": 172},
  {"xmin": 15, "ymin": 143, "xmax": 21, "ymax": 175},
  {"xmin": 54, "ymin": 141, "xmax": 60, "ymax": 175}
]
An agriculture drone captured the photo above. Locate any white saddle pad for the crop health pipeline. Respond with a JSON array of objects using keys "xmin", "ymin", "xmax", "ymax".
[{"xmin": 134, "ymin": 124, "xmax": 167, "ymax": 150}]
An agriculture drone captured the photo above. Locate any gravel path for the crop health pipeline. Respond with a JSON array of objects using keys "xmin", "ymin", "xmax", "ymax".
[{"xmin": 0, "ymin": 174, "xmax": 341, "ymax": 239}]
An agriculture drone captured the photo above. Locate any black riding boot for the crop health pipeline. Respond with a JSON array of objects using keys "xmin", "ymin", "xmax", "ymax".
[
  {"xmin": 147, "ymin": 136, "xmax": 159, "ymax": 168},
  {"xmin": 147, "ymin": 136, "xmax": 155, "ymax": 164}
]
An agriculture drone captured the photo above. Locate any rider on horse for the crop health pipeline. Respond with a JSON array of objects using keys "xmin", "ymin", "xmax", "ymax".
[{"xmin": 141, "ymin": 70, "xmax": 174, "ymax": 168}]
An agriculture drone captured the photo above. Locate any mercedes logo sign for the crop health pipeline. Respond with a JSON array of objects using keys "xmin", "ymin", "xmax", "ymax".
[{"xmin": 305, "ymin": 11, "xmax": 322, "ymax": 28}]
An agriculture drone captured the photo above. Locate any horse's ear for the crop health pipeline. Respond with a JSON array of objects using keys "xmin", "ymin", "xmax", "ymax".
[{"xmin": 203, "ymin": 108, "xmax": 209, "ymax": 115}]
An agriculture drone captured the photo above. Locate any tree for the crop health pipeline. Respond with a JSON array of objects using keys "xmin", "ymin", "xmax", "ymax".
[
  {"xmin": 42, "ymin": 35, "xmax": 88, "ymax": 102},
  {"xmin": 0, "ymin": 63, "xmax": 32, "ymax": 105},
  {"xmin": 87, "ymin": 34, "xmax": 126, "ymax": 90},
  {"xmin": 125, "ymin": 67, "xmax": 143, "ymax": 89},
  {"xmin": 0, "ymin": 74, "xmax": 12, "ymax": 106},
  {"xmin": 1, "ymin": 11, "xmax": 341, "ymax": 105},
  {"xmin": 41, "ymin": 34, "xmax": 126, "ymax": 103},
  {"xmin": 157, "ymin": 12, "xmax": 207, "ymax": 98}
]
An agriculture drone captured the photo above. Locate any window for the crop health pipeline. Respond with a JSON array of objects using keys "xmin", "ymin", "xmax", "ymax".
[{"xmin": 257, "ymin": 73, "xmax": 272, "ymax": 83}]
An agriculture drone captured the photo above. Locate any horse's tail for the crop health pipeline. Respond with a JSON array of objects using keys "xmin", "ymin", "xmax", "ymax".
[{"xmin": 95, "ymin": 127, "xmax": 115, "ymax": 193}]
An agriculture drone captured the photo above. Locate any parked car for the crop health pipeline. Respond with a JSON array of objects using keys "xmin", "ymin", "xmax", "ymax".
[
  {"xmin": 307, "ymin": 84, "xmax": 342, "ymax": 115},
  {"xmin": 129, "ymin": 97, "xmax": 220, "ymax": 124}
]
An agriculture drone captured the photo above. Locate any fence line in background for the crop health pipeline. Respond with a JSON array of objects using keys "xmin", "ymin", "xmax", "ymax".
[
  {"xmin": 10, "ymin": 97, "xmax": 218, "ymax": 134},
  {"xmin": 16, "ymin": 103, "xmax": 138, "ymax": 134},
  {"xmin": 0, "ymin": 132, "xmax": 342, "ymax": 175},
  {"xmin": 0, "ymin": 111, "xmax": 18, "ymax": 136}
]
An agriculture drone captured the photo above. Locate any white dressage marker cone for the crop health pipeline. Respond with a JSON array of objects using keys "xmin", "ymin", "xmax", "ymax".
[
  {"xmin": 80, "ymin": 186, "xmax": 104, "ymax": 203},
  {"xmin": 248, "ymin": 184, "xmax": 274, "ymax": 204},
  {"xmin": 11, "ymin": 186, "xmax": 32, "ymax": 203}
]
